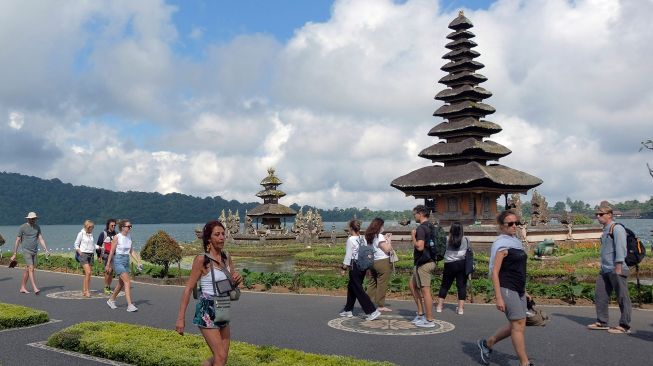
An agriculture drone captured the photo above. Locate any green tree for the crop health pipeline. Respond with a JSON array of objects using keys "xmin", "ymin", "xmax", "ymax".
[
  {"xmin": 553, "ymin": 201, "xmax": 566, "ymax": 213},
  {"xmin": 140, "ymin": 231, "xmax": 182, "ymax": 278},
  {"xmin": 642, "ymin": 139, "xmax": 653, "ymax": 179}
]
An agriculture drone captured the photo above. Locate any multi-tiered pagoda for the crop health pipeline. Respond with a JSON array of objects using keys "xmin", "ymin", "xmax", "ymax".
[
  {"xmin": 247, "ymin": 168, "xmax": 297, "ymax": 231},
  {"xmin": 392, "ymin": 11, "xmax": 542, "ymax": 225}
]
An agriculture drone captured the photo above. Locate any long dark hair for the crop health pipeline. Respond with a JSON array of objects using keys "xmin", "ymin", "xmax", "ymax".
[
  {"xmin": 448, "ymin": 222, "xmax": 464, "ymax": 249},
  {"xmin": 365, "ymin": 217, "xmax": 384, "ymax": 244},
  {"xmin": 105, "ymin": 218, "xmax": 117, "ymax": 233},
  {"xmin": 348, "ymin": 219, "xmax": 361, "ymax": 235},
  {"xmin": 202, "ymin": 220, "xmax": 226, "ymax": 267}
]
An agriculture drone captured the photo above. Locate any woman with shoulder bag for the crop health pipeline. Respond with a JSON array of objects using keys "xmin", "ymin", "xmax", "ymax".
[
  {"xmin": 436, "ymin": 222, "xmax": 470, "ymax": 315},
  {"xmin": 74, "ymin": 219, "xmax": 98, "ymax": 298},
  {"xmin": 176, "ymin": 220, "xmax": 242, "ymax": 366},
  {"xmin": 365, "ymin": 217, "xmax": 394, "ymax": 312}
]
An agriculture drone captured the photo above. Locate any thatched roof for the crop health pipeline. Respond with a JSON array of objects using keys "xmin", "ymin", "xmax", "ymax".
[
  {"xmin": 448, "ymin": 12, "xmax": 473, "ymax": 30},
  {"xmin": 446, "ymin": 29, "xmax": 475, "ymax": 40},
  {"xmin": 445, "ymin": 38, "xmax": 477, "ymax": 50},
  {"xmin": 439, "ymin": 71, "xmax": 487, "ymax": 87},
  {"xmin": 433, "ymin": 101, "xmax": 495, "ymax": 119},
  {"xmin": 428, "ymin": 118, "xmax": 502, "ymax": 137},
  {"xmin": 418, "ymin": 138, "xmax": 510, "ymax": 162},
  {"xmin": 256, "ymin": 189, "xmax": 286, "ymax": 198},
  {"xmin": 247, "ymin": 203, "xmax": 297, "ymax": 217},
  {"xmin": 443, "ymin": 48, "xmax": 480, "ymax": 60},
  {"xmin": 441, "ymin": 60, "xmax": 484, "ymax": 73},
  {"xmin": 391, "ymin": 162, "xmax": 542, "ymax": 196},
  {"xmin": 435, "ymin": 85, "xmax": 491, "ymax": 102}
]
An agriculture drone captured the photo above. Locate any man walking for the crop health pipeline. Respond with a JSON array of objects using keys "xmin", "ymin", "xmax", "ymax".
[
  {"xmin": 409, "ymin": 205, "xmax": 437, "ymax": 328},
  {"xmin": 587, "ymin": 203, "xmax": 632, "ymax": 334},
  {"xmin": 10, "ymin": 212, "xmax": 50, "ymax": 294}
]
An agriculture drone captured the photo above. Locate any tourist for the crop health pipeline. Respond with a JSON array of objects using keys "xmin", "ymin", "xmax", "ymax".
[
  {"xmin": 587, "ymin": 203, "xmax": 632, "ymax": 334},
  {"xmin": 477, "ymin": 210, "xmax": 532, "ymax": 366},
  {"xmin": 364, "ymin": 217, "xmax": 393, "ymax": 312},
  {"xmin": 10, "ymin": 211, "xmax": 50, "ymax": 294},
  {"xmin": 74, "ymin": 219, "xmax": 98, "ymax": 297},
  {"xmin": 436, "ymin": 221, "xmax": 469, "ymax": 315},
  {"xmin": 105, "ymin": 219, "xmax": 143, "ymax": 312},
  {"xmin": 96, "ymin": 219, "xmax": 117, "ymax": 294},
  {"xmin": 176, "ymin": 220, "xmax": 242, "ymax": 366},
  {"xmin": 409, "ymin": 205, "xmax": 437, "ymax": 328},
  {"xmin": 339, "ymin": 219, "xmax": 381, "ymax": 320}
]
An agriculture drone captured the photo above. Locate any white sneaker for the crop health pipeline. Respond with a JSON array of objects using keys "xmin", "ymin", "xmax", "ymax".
[
  {"xmin": 435, "ymin": 306, "xmax": 443, "ymax": 313},
  {"xmin": 456, "ymin": 307, "xmax": 464, "ymax": 315},
  {"xmin": 365, "ymin": 310, "xmax": 381, "ymax": 321},
  {"xmin": 106, "ymin": 299, "xmax": 117, "ymax": 310},
  {"xmin": 411, "ymin": 313, "xmax": 425, "ymax": 324},
  {"xmin": 126, "ymin": 304, "xmax": 138, "ymax": 312},
  {"xmin": 416, "ymin": 319, "xmax": 436, "ymax": 328},
  {"xmin": 339, "ymin": 310, "xmax": 353, "ymax": 317}
]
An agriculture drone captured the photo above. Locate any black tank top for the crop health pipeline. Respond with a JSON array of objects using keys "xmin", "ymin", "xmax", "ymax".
[{"xmin": 498, "ymin": 248, "xmax": 527, "ymax": 296}]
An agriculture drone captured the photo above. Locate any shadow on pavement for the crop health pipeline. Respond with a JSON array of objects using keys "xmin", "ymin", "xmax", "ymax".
[
  {"xmin": 38, "ymin": 285, "xmax": 65, "ymax": 293},
  {"xmin": 0, "ymin": 277, "xmax": 11, "ymax": 282},
  {"xmin": 630, "ymin": 329, "xmax": 653, "ymax": 342},
  {"xmin": 550, "ymin": 313, "xmax": 594, "ymax": 327},
  {"xmin": 133, "ymin": 299, "xmax": 152, "ymax": 307},
  {"xmin": 461, "ymin": 341, "xmax": 518, "ymax": 366}
]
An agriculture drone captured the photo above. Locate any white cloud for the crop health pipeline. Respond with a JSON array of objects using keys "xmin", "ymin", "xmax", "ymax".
[{"xmin": 1, "ymin": 0, "xmax": 651, "ymax": 212}]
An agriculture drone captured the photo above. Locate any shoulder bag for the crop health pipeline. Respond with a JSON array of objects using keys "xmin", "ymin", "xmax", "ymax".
[{"xmin": 464, "ymin": 237, "xmax": 475, "ymax": 276}]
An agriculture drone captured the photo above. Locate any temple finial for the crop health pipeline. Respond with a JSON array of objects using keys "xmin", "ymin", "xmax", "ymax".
[{"xmin": 459, "ymin": 10, "xmax": 464, "ymax": 17}]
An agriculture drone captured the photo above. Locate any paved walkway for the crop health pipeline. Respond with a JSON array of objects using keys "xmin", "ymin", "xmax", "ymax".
[{"xmin": 1, "ymin": 266, "xmax": 652, "ymax": 366}]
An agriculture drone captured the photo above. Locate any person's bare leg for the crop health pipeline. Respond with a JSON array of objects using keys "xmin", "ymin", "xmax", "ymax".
[
  {"xmin": 28, "ymin": 266, "xmax": 39, "ymax": 293},
  {"xmin": 199, "ymin": 327, "xmax": 230, "ymax": 366},
  {"xmin": 20, "ymin": 267, "xmax": 30, "ymax": 292},
  {"xmin": 436, "ymin": 297, "xmax": 445, "ymax": 311},
  {"xmin": 121, "ymin": 273, "xmax": 133, "ymax": 305},
  {"xmin": 487, "ymin": 322, "xmax": 512, "ymax": 348},
  {"xmin": 110, "ymin": 277, "xmax": 124, "ymax": 301},
  {"xmin": 82, "ymin": 264, "xmax": 91, "ymax": 295},
  {"xmin": 510, "ymin": 319, "xmax": 529, "ymax": 366},
  {"xmin": 409, "ymin": 278, "xmax": 423, "ymax": 314}
]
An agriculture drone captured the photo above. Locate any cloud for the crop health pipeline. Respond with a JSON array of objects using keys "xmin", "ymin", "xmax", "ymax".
[{"xmin": 0, "ymin": 0, "xmax": 651, "ymax": 212}]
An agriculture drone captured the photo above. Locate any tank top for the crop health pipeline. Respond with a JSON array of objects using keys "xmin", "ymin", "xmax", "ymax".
[
  {"xmin": 115, "ymin": 233, "xmax": 132, "ymax": 255},
  {"xmin": 200, "ymin": 262, "xmax": 230, "ymax": 297},
  {"xmin": 499, "ymin": 248, "xmax": 527, "ymax": 296}
]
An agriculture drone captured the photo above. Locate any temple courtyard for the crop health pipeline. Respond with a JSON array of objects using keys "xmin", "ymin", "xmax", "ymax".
[{"xmin": 0, "ymin": 266, "xmax": 651, "ymax": 366}]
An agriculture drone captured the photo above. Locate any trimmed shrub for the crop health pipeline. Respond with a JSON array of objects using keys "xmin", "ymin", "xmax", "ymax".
[
  {"xmin": 47, "ymin": 322, "xmax": 395, "ymax": 366},
  {"xmin": 0, "ymin": 303, "xmax": 50, "ymax": 329},
  {"xmin": 141, "ymin": 231, "xmax": 182, "ymax": 278}
]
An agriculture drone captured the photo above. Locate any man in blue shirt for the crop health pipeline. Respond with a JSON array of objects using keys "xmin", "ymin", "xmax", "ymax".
[{"xmin": 587, "ymin": 204, "xmax": 631, "ymax": 334}]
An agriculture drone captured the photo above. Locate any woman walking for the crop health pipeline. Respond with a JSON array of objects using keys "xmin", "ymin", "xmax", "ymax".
[
  {"xmin": 339, "ymin": 219, "xmax": 381, "ymax": 320},
  {"xmin": 96, "ymin": 219, "xmax": 117, "ymax": 295},
  {"xmin": 364, "ymin": 217, "xmax": 393, "ymax": 311},
  {"xmin": 105, "ymin": 220, "xmax": 142, "ymax": 312},
  {"xmin": 436, "ymin": 222, "xmax": 469, "ymax": 315},
  {"xmin": 477, "ymin": 211, "xmax": 533, "ymax": 366},
  {"xmin": 176, "ymin": 221, "xmax": 242, "ymax": 366},
  {"xmin": 74, "ymin": 220, "xmax": 98, "ymax": 297}
]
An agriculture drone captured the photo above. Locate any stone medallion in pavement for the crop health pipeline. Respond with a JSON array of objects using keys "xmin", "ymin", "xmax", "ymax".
[
  {"xmin": 328, "ymin": 315, "xmax": 455, "ymax": 336},
  {"xmin": 46, "ymin": 290, "xmax": 125, "ymax": 299}
]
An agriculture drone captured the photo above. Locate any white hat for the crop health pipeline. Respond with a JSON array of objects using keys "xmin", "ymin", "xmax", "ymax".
[{"xmin": 25, "ymin": 212, "xmax": 38, "ymax": 219}]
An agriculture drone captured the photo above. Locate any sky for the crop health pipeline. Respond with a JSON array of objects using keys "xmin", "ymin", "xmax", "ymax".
[{"xmin": 0, "ymin": 0, "xmax": 651, "ymax": 211}]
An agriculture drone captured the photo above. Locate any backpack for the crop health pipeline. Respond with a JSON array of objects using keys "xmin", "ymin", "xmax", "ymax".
[
  {"xmin": 356, "ymin": 237, "xmax": 375, "ymax": 271},
  {"xmin": 609, "ymin": 223, "xmax": 646, "ymax": 267},
  {"xmin": 426, "ymin": 222, "xmax": 447, "ymax": 262}
]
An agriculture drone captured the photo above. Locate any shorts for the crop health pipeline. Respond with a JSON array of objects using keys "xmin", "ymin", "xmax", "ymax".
[
  {"xmin": 501, "ymin": 287, "xmax": 527, "ymax": 320},
  {"xmin": 113, "ymin": 254, "xmax": 130, "ymax": 275},
  {"xmin": 22, "ymin": 251, "xmax": 37, "ymax": 266},
  {"xmin": 193, "ymin": 293, "xmax": 230, "ymax": 329},
  {"xmin": 79, "ymin": 252, "xmax": 94, "ymax": 265},
  {"xmin": 412, "ymin": 261, "xmax": 436, "ymax": 288}
]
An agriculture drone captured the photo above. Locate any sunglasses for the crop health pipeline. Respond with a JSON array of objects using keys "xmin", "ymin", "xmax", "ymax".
[
  {"xmin": 124, "ymin": 225, "xmax": 133, "ymax": 229},
  {"xmin": 503, "ymin": 221, "xmax": 518, "ymax": 227},
  {"xmin": 595, "ymin": 213, "xmax": 608, "ymax": 217}
]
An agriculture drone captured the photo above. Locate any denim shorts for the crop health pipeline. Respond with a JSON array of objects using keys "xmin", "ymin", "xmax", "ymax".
[{"xmin": 113, "ymin": 254, "xmax": 130, "ymax": 275}]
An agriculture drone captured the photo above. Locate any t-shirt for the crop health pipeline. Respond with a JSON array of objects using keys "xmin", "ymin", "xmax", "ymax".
[
  {"xmin": 371, "ymin": 233, "xmax": 389, "ymax": 260},
  {"xmin": 17, "ymin": 223, "xmax": 41, "ymax": 254},
  {"xmin": 498, "ymin": 248, "xmax": 527, "ymax": 296},
  {"xmin": 413, "ymin": 222, "xmax": 433, "ymax": 266}
]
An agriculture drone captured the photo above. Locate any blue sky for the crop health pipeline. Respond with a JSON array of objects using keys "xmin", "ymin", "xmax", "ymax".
[{"xmin": 1, "ymin": 0, "xmax": 651, "ymax": 210}]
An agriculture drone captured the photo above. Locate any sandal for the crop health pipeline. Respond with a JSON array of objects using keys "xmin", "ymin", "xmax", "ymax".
[
  {"xmin": 587, "ymin": 322, "xmax": 609, "ymax": 330},
  {"xmin": 607, "ymin": 326, "xmax": 631, "ymax": 334}
]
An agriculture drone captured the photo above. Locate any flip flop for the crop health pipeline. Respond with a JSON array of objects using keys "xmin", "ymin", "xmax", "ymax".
[
  {"xmin": 607, "ymin": 326, "xmax": 631, "ymax": 334},
  {"xmin": 19, "ymin": 290, "xmax": 30, "ymax": 294},
  {"xmin": 587, "ymin": 322, "xmax": 609, "ymax": 330},
  {"xmin": 34, "ymin": 290, "xmax": 40, "ymax": 295}
]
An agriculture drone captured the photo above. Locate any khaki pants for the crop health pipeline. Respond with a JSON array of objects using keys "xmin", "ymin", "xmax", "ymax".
[{"xmin": 366, "ymin": 258, "xmax": 392, "ymax": 307}]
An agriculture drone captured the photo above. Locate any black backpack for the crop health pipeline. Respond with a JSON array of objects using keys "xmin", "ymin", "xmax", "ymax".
[
  {"xmin": 609, "ymin": 223, "xmax": 646, "ymax": 267},
  {"xmin": 357, "ymin": 237, "xmax": 375, "ymax": 271},
  {"xmin": 426, "ymin": 222, "xmax": 447, "ymax": 262}
]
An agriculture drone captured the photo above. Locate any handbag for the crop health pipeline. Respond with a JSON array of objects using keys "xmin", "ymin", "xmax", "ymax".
[
  {"xmin": 464, "ymin": 238, "xmax": 475, "ymax": 276},
  {"xmin": 389, "ymin": 250, "xmax": 399, "ymax": 263},
  {"xmin": 208, "ymin": 253, "xmax": 240, "ymax": 302}
]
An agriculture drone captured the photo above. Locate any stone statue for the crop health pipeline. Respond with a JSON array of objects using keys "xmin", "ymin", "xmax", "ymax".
[
  {"xmin": 530, "ymin": 190, "xmax": 550, "ymax": 226},
  {"xmin": 330, "ymin": 224, "xmax": 336, "ymax": 247},
  {"xmin": 233, "ymin": 210, "xmax": 241, "ymax": 234},
  {"xmin": 219, "ymin": 209, "xmax": 226, "ymax": 224},
  {"xmin": 245, "ymin": 215, "xmax": 256, "ymax": 235},
  {"xmin": 398, "ymin": 218, "xmax": 411, "ymax": 226},
  {"xmin": 507, "ymin": 193, "xmax": 524, "ymax": 224}
]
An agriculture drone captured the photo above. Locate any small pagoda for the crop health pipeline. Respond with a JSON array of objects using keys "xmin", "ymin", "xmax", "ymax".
[
  {"xmin": 391, "ymin": 11, "xmax": 542, "ymax": 225},
  {"xmin": 247, "ymin": 168, "xmax": 297, "ymax": 231}
]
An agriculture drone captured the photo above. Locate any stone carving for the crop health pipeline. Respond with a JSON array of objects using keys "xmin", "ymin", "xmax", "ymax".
[
  {"xmin": 291, "ymin": 208, "xmax": 324, "ymax": 243},
  {"xmin": 507, "ymin": 193, "xmax": 524, "ymax": 223},
  {"xmin": 244, "ymin": 214, "xmax": 256, "ymax": 235},
  {"xmin": 219, "ymin": 210, "xmax": 226, "ymax": 224},
  {"xmin": 330, "ymin": 224, "xmax": 337, "ymax": 247},
  {"xmin": 530, "ymin": 190, "xmax": 549, "ymax": 226},
  {"xmin": 398, "ymin": 218, "xmax": 411, "ymax": 226}
]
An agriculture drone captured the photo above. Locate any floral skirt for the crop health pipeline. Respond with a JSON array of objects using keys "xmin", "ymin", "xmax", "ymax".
[{"xmin": 193, "ymin": 293, "xmax": 230, "ymax": 329}]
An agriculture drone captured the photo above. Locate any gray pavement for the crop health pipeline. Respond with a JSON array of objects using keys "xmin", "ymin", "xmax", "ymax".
[{"xmin": 1, "ymin": 266, "xmax": 652, "ymax": 366}]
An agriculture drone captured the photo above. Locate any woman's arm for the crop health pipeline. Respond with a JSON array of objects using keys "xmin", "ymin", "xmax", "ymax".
[
  {"xmin": 378, "ymin": 237, "xmax": 392, "ymax": 254},
  {"xmin": 492, "ymin": 250, "xmax": 507, "ymax": 312},
  {"xmin": 176, "ymin": 255, "xmax": 205, "ymax": 335}
]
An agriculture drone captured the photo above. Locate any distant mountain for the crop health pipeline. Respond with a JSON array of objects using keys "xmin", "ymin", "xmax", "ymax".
[{"xmin": 0, "ymin": 172, "xmax": 259, "ymax": 225}]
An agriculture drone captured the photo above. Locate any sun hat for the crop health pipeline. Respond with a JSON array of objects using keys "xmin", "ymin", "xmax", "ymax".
[{"xmin": 25, "ymin": 212, "xmax": 38, "ymax": 219}]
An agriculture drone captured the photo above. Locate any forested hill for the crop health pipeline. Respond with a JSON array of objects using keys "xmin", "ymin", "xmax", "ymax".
[{"xmin": 0, "ymin": 172, "xmax": 258, "ymax": 225}]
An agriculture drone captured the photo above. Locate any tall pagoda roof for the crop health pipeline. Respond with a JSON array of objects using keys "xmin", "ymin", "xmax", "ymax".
[
  {"xmin": 247, "ymin": 203, "xmax": 297, "ymax": 217},
  {"xmin": 391, "ymin": 162, "xmax": 542, "ymax": 196},
  {"xmin": 428, "ymin": 118, "xmax": 502, "ymax": 137},
  {"xmin": 256, "ymin": 189, "xmax": 287, "ymax": 198},
  {"xmin": 418, "ymin": 138, "xmax": 510, "ymax": 162},
  {"xmin": 260, "ymin": 168, "xmax": 283, "ymax": 186}
]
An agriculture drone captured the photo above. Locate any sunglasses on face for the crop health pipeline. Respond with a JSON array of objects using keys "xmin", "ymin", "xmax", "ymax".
[
  {"xmin": 595, "ymin": 213, "xmax": 607, "ymax": 217},
  {"xmin": 124, "ymin": 225, "xmax": 133, "ymax": 229},
  {"xmin": 504, "ymin": 221, "xmax": 518, "ymax": 227}
]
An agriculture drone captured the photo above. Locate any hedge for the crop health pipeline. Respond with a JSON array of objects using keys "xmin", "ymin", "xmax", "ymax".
[
  {"xmin": 0, "ymin": 303, "xmax": 50, "ymax": 329},
  {"xmin": 47, "ymin": 322, "xmax": 395, "ymax": 366}
]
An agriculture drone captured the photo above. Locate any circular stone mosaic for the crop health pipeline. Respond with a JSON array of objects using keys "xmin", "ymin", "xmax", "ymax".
[
  {"xmin": 46, "ymin": 290, "xmax": 124, "ymax": 300},
  {"xmin": 328, "ymin": 315, "xmax": 455, "ymax": 336}
]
